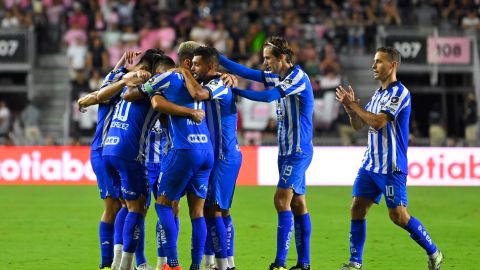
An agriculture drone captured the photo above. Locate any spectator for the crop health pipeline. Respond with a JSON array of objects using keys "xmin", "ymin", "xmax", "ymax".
[
  {"xmin": 381, "ymin": 0, "xmax": 402, "ymax": 25},
  {"xmin": 66, "ymin": 36, "xmax": 88, "ymax": 77},
  {"xmin": 20, "ymin": 99, "xmax": 43, "ymax": 145},
  {"xmin": 88, "ymin": 69, "xmax": 104, "ymax": 91},
  {"xmin": 1, "ymin": 7, "xmax": 21, "ymax": 28},
  {"xmin": 86, "ymin": 35, "xmax": 109, "ymax": 72},
  {"xmin": 211, "ymin": 21, "xmax": 229, "ymax": 54},
  {"xmin": 157, "ymin": 16, "xmax": 176, "ymax": 50},
  {"xmin": 190, "ymin": 18, "xmax": 214, "ymax": 44},
  {"xmin": 68, "ymin": 1, "xmax": 88, "ymax": 30},
  {"xmin": 0, "ymin": 100, "xmax": 10, "ymax": 138},
  {"xmin": 347, "ymin": 11, "xmax": 366, "ymax": 54},
  {"xmin": 428, "ymin": 103, "xmax": 447, "ymax": 146},
  {"xmin": 461, "ymin": 8, "xmax": 480, "ymax": 35},
  {"xmin": 464, "ymin": 93, "xmax": 478, "ymax": 146}
]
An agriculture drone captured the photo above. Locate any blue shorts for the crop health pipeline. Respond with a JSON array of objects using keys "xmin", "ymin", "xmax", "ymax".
[
  {"xmin": 352, "ymin": 167, "xmax": 408, "ymax": 208},
  {"xmin": 90, "ymin": 149, "xmax": 120, "ymax": 199},
  {"xmin": 146, "ymin": 162, "xmax": 161, "ymax": 206},
  {"xmin": 103, "ymin": 155, "xmax": 149, "ymax": 201},
  {"xmin": 206, "ymin": 151, "xmax": 242, "ymax": 210},
  {"xmin": 277, "ymin": 152, "xmax": 313, "ymax": 195},
  {"xmin": 157, "ymin": 149, "xmax": 214, "ymax": 201}
]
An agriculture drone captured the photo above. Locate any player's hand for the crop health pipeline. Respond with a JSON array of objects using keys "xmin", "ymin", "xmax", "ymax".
[
  {"xmin": 123, "ymin": 51, "xmax": 142, "ymax": 65},
  {"xmin": 219, "ymin": 73, "xmax": 239, "ymax": 88},
  {"xmin": 190, "ymin": 109, "xmax": 205, "ymax": 123},
  {"xmin": 336, "ymin": 85, "xmax": 355, "ymax": 105},
  {"xmin": 171, "ymin": 67, "xmax": 188, "ymax": 74},
  {"xmin": 115, "ymin": 51, "xmax": 142, "ymax": 69},
  {"xmin": 122, "ymin": 70, "xmax": 152, "ymax": 87},
  {"xmin": 77, "ymin": 93, "xmax": 98, "ymax": 112}
]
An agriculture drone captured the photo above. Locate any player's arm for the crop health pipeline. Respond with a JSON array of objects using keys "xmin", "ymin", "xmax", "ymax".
[
  {"xmin": 219, "ymin": 55, "xmax": 264, "ymax": 83},
  {"xmin": 345, "ymin": 106, "xmax": 367, "ymax": 130},
  {"xmin": 336, "ymin": 85, "xmax": 390, "ymax": 130},
  {"xmin": 174, "ymin": 67, "xmax": 210, "ymax": 101},
  {"xmin": 232, "ymin": 86, "xmax": 282, "ymax": 103},
  {"xmin": 121, "ymin": 70, "xmax": 153, "ymax": 101},
  {"xmin": 96, "ymin": 78, "xmax": 127, "ymax": 102},
  {"xmin": 151, "ymin": 94, "xmax": 205, "ymax": 123},
  {"xmin": 77, "ymin": 91, "xmax": 99, "ymax": 112}
]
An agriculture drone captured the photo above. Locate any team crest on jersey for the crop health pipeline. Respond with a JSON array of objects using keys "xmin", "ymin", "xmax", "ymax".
[
  {"xmin": 284, "ymin": 78, "xmax": 293, "ymax": 84},
  {"xmin": 390, "ymin": 96, "xmax": 399, "ymax": 104},
  {"xmin": 208, "ymin": 80, "xmax": 219, "ymax": 86}
]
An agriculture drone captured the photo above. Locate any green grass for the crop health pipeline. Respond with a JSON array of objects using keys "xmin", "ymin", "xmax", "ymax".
[{"xmin": 0, "ymin": 186, "xmax": 479, "ymax": 269}]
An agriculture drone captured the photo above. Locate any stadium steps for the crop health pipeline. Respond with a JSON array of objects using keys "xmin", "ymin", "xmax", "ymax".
[{"xmin": 33, "ymin": 54, "xmax": 71, "ymax": 143}]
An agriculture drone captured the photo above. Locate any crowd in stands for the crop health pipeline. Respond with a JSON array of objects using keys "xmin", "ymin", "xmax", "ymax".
[{"xmin": 0, "ymin": 0, "xmax": 479, "ymax": 146}]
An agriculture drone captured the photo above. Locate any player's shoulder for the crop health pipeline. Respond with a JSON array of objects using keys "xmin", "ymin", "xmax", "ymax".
[
  {"xmin": 390, "ymin": 81, "xmax": 410, "ymax": 96},
  {"xmin": 206, "ymin": 76, "xmax": 226, "ymax": 88}
]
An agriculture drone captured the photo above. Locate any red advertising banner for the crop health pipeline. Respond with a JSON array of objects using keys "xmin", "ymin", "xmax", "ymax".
[
  {"xmin": 0, "ymin": 146, "xmax": 259, "ymax": 186},
  {"xmin": 427, "ymin": 37, "xmax": 471, "ymax": 64},
  {"xmin": 1, "ymin": 146, "xmax": 479, "ymax": 186},
  {"xmin": 0, "ymin": 146, "xmax": 96, "ymax": 185}
]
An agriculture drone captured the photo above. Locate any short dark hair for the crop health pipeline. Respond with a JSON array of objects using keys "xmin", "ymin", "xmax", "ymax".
[
  {"xmin": 193, "ymin": 46, "xmax": 219, "ymax": 65},
  {"xmin": 376, "ymin": 46, "xmax": 401, "ymax": 66},
  {"xmin": 264, "ymin": 36, "xmax": 294, "ymax": 64},
  {"xmin": 152, "ymin": 55, "xmax": 176, "ymax": 71},
  {"xmin": 139, "ymin": 48, "xmax": 165, "ymax": 73}
]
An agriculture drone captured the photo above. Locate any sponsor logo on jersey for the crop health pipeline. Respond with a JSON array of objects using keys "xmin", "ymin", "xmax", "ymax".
[
  {"xmin": 104, "ymin": 136, "xmax": 120, "ymax": 145},
  {"xmin": 187, "ymin": 134, "xmax": 208, "ymax": 143}
]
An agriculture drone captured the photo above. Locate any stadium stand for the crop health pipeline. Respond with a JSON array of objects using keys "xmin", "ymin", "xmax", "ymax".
[{"xmin": 0, "ymin": 0, "xmax": 479, "ymax": 146}]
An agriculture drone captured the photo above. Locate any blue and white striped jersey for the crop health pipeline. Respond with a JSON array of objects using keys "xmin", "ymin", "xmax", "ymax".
[
  {"xmin": 102, "ymin": 87, "xmax": 160, "ymax": 161},
  {"xmin": 90, "ymin": 67, "xmax": 127, "ymax": 151},
  {"xmin": 141, "ymin": 71, "xmax": 212, "ymax": 150},
  {"xmin": 263, "ymin": 66, "xmax": 314, "ymax": 156},
  {"xmin": 145, "ymin": 120, "xmax": 171, "ymax": 164},
  {"xmin": 203, "ymin": 77, "xmax": 239, "ymax": 160},
  {"xmin": 361, "ymin": 81, "xmax": 411, "ymax": 174}
]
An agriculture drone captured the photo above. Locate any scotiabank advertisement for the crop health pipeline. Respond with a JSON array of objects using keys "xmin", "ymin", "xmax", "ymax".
[{"xmin": 0, "ymin": 146, "xmax": 479, "ymax": 186}]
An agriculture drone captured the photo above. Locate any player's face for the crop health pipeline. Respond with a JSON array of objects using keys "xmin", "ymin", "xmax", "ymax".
[
  {"xmin": 372, "ymin": 52, "xmax": 393, "ymax": 82},
  {"xmin": 191, "ymin": 55, "xmax": 209, "ymax": 80},
  {"xmin": 263, "ymin": 47, "xmax": 282, "ymax": 74}
]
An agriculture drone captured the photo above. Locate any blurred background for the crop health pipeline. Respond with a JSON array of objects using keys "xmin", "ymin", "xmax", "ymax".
[{"xmin": 0, "ymin": 0, "xmax": 479, "ymax": 148}]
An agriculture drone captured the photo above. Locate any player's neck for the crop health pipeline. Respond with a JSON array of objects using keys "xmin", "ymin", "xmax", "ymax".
[
  {"xmin": 381, "ymin": 76, "xmax": 397, "ymax": 90},
  {"xmin": 279, "ymin": 63, "xmax": 293, "ymax": 79}
]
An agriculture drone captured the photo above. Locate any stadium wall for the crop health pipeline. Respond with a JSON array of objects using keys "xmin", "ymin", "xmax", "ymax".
[{"xmin": 0, "ymin": 146, "xmax": 479, "ymax": 186}]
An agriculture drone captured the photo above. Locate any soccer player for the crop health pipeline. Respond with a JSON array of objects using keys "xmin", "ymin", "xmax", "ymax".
[
  {"xmin": 145, "ymin": 119, "xmax": 172, "ymax": 270},
  {"xmin": 99, "ymin": 52, "xmax": 204, "ymax": 270},
  {"xmin": 77, "ymin": 50, "xmax": 143, "ymax": 270},
  {"xmin": 335, "ymin": 47, "xmax": 444, "ymax": 270},
  {"xmin": 175, "ymin": 46, "xmax": 242, "ymax": 270},
  {"xmin": 139, "ymin": 54, "xmax": 214, "ymax": 270},
  {"xmin": 219, "ymin": 36, "xmax": 314, "ymax": 270}
]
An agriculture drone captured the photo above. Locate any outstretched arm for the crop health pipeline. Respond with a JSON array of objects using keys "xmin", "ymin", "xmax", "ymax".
[
  {"xmin": 219, "ymin": 55, "xmax": 264, "ymax": 82},
  {"xmin": 232, "ymin": 87, "xmax": 282, "ymax": 103},
  {"xmin": 151, "ymin": 95, "xmax": 205, "ymax": 123},
  {"xmin": 77, "ymin": 91, "xmax": 99, "ymax": 112}
]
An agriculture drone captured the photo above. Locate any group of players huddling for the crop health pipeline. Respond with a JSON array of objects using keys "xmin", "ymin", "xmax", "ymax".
[{"xmin": 78, "ymin": 35, "xmax": 444, "ymax": 270}]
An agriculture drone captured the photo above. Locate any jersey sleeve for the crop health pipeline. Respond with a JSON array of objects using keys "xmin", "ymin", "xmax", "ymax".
[
  {"xmin": 100, "ymin": 66, "xmax": 128, "ymax": 89},
  {"xmin": 380, "ymin": 86, "xmax": 410, "ymax": 119},
  {"xmin": 277, "ymin": 69, "xmax": 307, "ymax": 97},
  {"xmin": 263, "ymin": 71, "xmax": 280, "ymax": 88},
  {"xmin": 204, "ymin": 78, "xmax": 230, "ymax": 100},
  {"xmin": 138, "ymin": 71, "xmax": 174, "ymax": 97}
]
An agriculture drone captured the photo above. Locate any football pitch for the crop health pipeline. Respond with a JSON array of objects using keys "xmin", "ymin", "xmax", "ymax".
[{"xmin": 0, "ymin": 186, "xmax": 479, "ymax": 270}]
